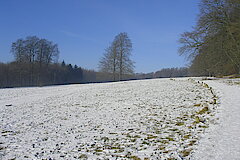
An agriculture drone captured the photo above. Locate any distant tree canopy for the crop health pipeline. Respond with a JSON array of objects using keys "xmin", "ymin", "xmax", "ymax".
[
  {"xmin": 134, "ymin": 67, "xmax": 189, "ymax": 79},
  {"xmin": 11, "ymin": 36, "xmax": 59, "ymax": 64},
  {"xmin": 154, "ymin": 67, "xmax": 189, "ymax": 78},
  {"xmin": 99, "ymin": 32, "xmax": 134, "ymax": 81},
  {"xmin": 0, "ymin": 36, "xmax": 85, "ymax": 88},
  {"xmin": 179, "ymin": 0, "xmax": 240, "ymax": 76}
]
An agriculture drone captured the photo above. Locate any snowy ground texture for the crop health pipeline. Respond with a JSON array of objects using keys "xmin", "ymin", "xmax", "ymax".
[{"xmin": 0, "ymin": 78, "xmax": 239, "ymax": 160}]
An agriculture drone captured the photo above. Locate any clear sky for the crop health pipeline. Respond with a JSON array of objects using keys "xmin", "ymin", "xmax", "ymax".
[{"xmin": 0, "ymin": 0, "xmax": 200, "ymax": 73}]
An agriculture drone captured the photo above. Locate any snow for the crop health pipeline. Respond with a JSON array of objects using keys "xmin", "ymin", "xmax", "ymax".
[
  {"xmin": 192, "ymin": 79, "xmax": 240, "ymax": 160},
  {"xmin": 0, "ymin": 78, "xmax": 238, "ymax": 159}
]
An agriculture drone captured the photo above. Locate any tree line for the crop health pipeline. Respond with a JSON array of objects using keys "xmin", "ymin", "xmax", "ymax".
[
  {"xmin": 0, "ymin": 60, "xmax": 85, "ymax": 88},
  {"xmin": 135, "ymin": 67, "xmax": 189, "ymax": 79},
  {"xmin": 0, "ymin": 36, "xmax": 85, "ymax": 88},
  {"xmin": 179, "ymin": 0, "xmax": 240, "ymax": 76},
  {"xmin": 0, "ymin": 32, "xmax": 191, "ymax": 88},
  {"xmin": 0, "ymin": 33, "xmax": 136, "ymax": 88}
]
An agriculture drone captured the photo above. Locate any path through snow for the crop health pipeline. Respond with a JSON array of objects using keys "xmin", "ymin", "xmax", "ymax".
[{"xmin": 193, "ymin": 80, "xmax": 240, "ymax": 160}]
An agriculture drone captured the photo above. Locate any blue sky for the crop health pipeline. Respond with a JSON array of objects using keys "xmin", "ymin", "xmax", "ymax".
[{"xmin": 0, "ymin": 0, "xmax": 200, "ymax": 73}]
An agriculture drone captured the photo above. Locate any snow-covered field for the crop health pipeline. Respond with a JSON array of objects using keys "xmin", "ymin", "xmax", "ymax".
[{"xmin": 0, "ymin": 78, "xmax": 239, "ymax": 159}]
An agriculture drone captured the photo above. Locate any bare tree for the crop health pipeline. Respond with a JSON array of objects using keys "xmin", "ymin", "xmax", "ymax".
[
  {"xmin": 11, "ymin": 39, "xmax": 25, "ymax": 62},
  {"xmin": 178, "ymin": 31, "xmax": 204, "ymax": 61},
  {"xmin": 11, "ymin": 36, "xmax": 59, "ymax": 85},
  {"xmin": 115, "ymin": 32, "xmax": 134, "ymax": 80},
  {"xmin": 99, "ymin": 41, "xmax": 118, "ymax": 81},
  {"xmin": 11, "ymin": 36, "xmax": 59, "ymax": 65},
  {"xmin": 99, "ymin": 32, "xmax": 134, "ymax": 81},
  {"xmin": 179, "ymin": 0, "xmax": 240, "ymax": 75}
]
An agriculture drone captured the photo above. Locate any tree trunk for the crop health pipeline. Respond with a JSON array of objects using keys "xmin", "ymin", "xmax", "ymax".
[
  {"xmin": 113, "ymin": 52, "xmax": 116, "ymax": 81},
  {"xmin": 119, "ymin": 46, "xmax": 123, "ymax": 81}
]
